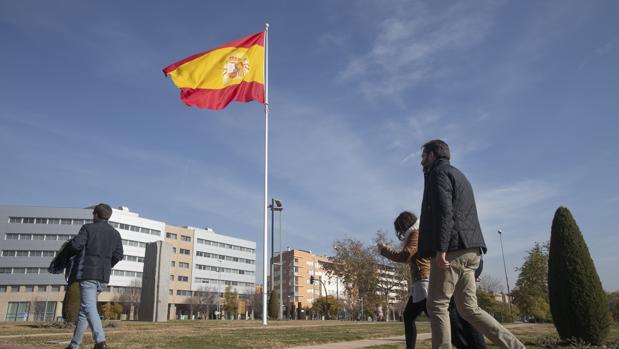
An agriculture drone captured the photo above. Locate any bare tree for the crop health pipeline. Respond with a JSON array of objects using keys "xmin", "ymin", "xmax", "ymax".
[
  {"xmin": 374, "ymin": 230, "xmax": 410, "ymax": 321},
  {"xmin": 324, "ymin": 238, "xmax": 379, "ymax": 321},
  {"xmin": 185, "ymin": 286, "xmax": 218, "ymax": 320},
  {"xmin": 479, "ymin": 274, "xmax": 505, "ymax": 294},
  {"xmin": 245, "ymin": 288, "xmax": 262, "ymax": 320},
  {"xmin": 116, "ymin": 279, "xmax": 141, "ymax": 320}
]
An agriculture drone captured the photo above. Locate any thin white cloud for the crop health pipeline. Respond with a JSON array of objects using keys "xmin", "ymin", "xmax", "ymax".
[{"xmin": 340, "ymin": 1, "xmax": 500, "ymax": 98}]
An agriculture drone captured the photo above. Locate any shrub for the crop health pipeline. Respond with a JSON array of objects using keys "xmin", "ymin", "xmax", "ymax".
[{"xmin": 548, "ymin": 207, "xmax": 610, "ymax": 345}]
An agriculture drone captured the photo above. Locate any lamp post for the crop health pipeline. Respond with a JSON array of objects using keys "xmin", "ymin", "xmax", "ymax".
[
  {"xmin": 335, "ymin": 276, "xmax": 339, "ymax": 321},
  {"xmin": 498, "ymin": 229, "xmax": 513, "ymax": 322},
  {"xmin": 269, "ymin": 198, "xmax": 283, "ymax": 319},
  {"xmin": 218, "ymin": 259, "xmax": 222, "ymax": 320}
]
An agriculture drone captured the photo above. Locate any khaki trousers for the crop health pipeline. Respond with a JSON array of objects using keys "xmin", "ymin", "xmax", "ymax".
[{"xmin": 427, "ymin": 248, "xmax": 525, "ymax": 349}]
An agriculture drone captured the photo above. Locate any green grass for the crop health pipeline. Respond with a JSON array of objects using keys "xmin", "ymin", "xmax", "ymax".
[
  {"xmin": 0, "ymin": 320, "xmax": 616, "ymax": 349},
  {"xmin": 368, "ymin": 323, "xmax": 619, "ymax": 349},
  {"xmin": 0, "ymin": 320, "xmax": 425, "ymax": 349}
]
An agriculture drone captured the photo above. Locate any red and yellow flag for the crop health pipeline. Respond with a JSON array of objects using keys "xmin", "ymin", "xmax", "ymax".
[{"xmin": 163, "ymin": 32, "xmax": 265, "ymax": 110}]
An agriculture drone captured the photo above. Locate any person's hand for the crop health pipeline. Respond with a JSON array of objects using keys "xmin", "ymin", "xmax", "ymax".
[
  {"xmin": 436, "ymin": 252, "xmax": 450, "ymax": 269},
  {"xmin": 377, "ymin": 240, "xmax": 387, "ymax": 251}
]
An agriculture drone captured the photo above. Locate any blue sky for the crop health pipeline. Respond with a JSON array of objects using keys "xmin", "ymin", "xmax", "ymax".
[{"xmin": 1, "ymin": 1, "xmax": 618, "ymax": 291}]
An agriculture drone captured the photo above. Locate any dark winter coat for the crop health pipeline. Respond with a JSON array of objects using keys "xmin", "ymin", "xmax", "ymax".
[
  {"xmin": 69, "ymin": 219, "xmax": 123, "ymax": 283},
  {"xmin": 418, "ymin": 159, "xmax": 487, "ymax": 258}
]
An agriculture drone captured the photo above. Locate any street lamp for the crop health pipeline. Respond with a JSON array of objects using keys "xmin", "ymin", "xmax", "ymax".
[
  {"xmin": 269, "ymin": 198, "xmax": 284, "ymax": 320},
  {"xmin": 498, "ymin": 229, "xmax": 514, "ymax": 322},
  {"xmin": 218, "ymin": 259, "xmax": 222, "ymax": 320},
  {"xmin": 332, "ymin": 246, "xmax": 340, "ymax": 321}
]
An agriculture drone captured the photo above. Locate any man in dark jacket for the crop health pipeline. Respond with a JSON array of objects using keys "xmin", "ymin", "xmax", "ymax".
[
  {"xmin": 48, "ymin": 241, "xmax": 81, "ymax": 323},
  {"xmin": 66, "ymin": 203, "xmax": 123, "ymax": 349},
  {"xmin": 418, "ymin": 140, "xmax": 524, "ymax": 349}
]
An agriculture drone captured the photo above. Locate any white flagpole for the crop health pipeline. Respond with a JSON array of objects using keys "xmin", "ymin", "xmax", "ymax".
[{"xmin": 262, "ymin": 22, "xmax": 270, "ymax": 326}]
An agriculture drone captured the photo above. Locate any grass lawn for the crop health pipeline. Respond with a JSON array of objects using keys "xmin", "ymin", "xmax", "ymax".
[
  {"xmin": 0, "ymin": 320, "xmax": 429, "ymax": 349},
  {"xmin": 1, "ymin": 320, "xmax": 616, "ymax": 349},
  {"xmin": 368, "ymin": 323, "xmax": 619, "ymax": 349}
]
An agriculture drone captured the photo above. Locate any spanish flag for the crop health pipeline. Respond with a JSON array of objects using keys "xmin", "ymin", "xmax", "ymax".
[{"xmin": 163, "ymin": 32, "xmax": 265, "ymax": 110}]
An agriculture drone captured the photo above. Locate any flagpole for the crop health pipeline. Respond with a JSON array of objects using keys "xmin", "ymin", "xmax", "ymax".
[{"xmin": 262, "ymin": 22, "xmax": 270, "ymax": 326}]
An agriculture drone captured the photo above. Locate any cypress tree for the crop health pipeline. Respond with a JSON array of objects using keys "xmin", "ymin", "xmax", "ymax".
[
  {"xmin": 548, "ymin": 207, "xmax": 609, "ymax": 345},
  {"xmin": 268, "ymin": 289, "xmax": 279, "ymax": 320},
  {"xmin": 62, "ymin": 281, "xmax": 80, "ymax": 323}
]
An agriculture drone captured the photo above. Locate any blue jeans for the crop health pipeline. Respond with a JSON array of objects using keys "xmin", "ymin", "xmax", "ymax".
[{"xmin": 70, "ymin": 280, "xmax": 106, "ymax": 348}]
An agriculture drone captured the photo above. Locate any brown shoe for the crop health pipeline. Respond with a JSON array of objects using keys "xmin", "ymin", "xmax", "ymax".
[{"xmin": 93, "ymin": 341, "xmax": 107, "ymax": 349}]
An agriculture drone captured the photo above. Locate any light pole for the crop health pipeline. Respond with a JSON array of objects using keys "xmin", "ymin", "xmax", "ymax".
[
  {"xmin": 218, "ymin": 259, "xmax": 222, "ymax": 320},
  {"xmin": 335, "ymin": 276, "xmax": 339, "ymax": 321},
  {"xmin": 498, "ymin": 229, "xmax": 513, "ymax": 322},
  {"xmin": 269, "ymin": 198, "xmax": 283, "ymax": 320},
  {"xmin": 44, "ymin": 274, "xmax": 51, "ymax": 321},
  {"xmin": 278, "ymin": 205, "xmax": 283, "ymax": 320}
]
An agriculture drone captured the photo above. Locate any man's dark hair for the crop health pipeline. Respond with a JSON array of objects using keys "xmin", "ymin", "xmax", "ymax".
[
  {"xmin": 93, "ymin": 203, "xmax": 113, "ymax": 220},
  {"xmin": 422, "ymin": 139, "xmax": 451, "ymax": 160},
  {"xmin": 394, "ymin": 211, "xmax": 418, "ymax": 238}
]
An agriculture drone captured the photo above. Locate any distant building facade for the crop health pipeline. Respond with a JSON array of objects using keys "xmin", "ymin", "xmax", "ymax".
[
  {"xmin": 270, "ymin": 249, "xmax": 346, "ymax": 317},
  {"xmin": 0, "ymin": 205, "xmax": 256, "ymax": 321}
]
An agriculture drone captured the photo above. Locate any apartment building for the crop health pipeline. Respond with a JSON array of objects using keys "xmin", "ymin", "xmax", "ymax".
[
  {"xmin": 270, "ymin": 249, "xmax": 346, "ymax": 314},
  {"xmin": 0, "ymin": 205, "xmax": 256, "ymax": 322}
]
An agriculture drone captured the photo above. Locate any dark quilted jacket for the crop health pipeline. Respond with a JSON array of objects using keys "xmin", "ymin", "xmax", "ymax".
[{"xmin": 418, "ymin": 159, "xmax": 487, "ymax": 258}]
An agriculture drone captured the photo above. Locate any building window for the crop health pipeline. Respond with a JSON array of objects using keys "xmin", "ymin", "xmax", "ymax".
[
  {"xmin": 61, "ymin": 219, "xmax": 72, "ymax": 225},
  {"xmin": 24, "ymin": 286, "xmax": 34, "ymax": 292},
  {"xmin": 5, "ymin": 302, "xmax": 30, "ymax": 321},
  {"xmin": 37, "ymin": 285, "xmax": 47, "ymax": 292},
  {"xmin": 0, "ymin": 286, "xmax": 6, "ymax": 293},
  {"xmin": 13, "ymin": 268, "xmax": 25, "ymax": 274},
  {"xmin": 179, "ymin": 249, "xmax": 190, "ymax": 255},
  {"xmin": 51, "ymin": 285, "xmax": 61, "ymax": 292},
  {"xmin": 2, "ymin": 250, "xmax": 16, "ymax": 257},
  {"xmin": 180, "ymin": 235, "xmax": 191, "ymax": 242},
  {"xmin": 22, "ymin": 218, "xmax": 35, "ymax": 224},
  {"xmin": 172, "ymin": 247, "xmax": 177, "ymax": 253},
  {"xmin": 170, "ymin": 275, "xmax": 174, "ymax": 281},
  {"xmin": 171, "ymin": 261, "xmax": 176, "ymax": 267},
  {"xmin": 33, "ymin": 302, "xmax": 56, "ymax": 321},
  {"xmin": 5, "ymin": 233, "xmax": 18, "ymax": 240},
  {"xmin": 26, "ymin": 268, "xmax": 39, "ymax": 274},
  {"xmin": 169, "ymin": 289, "xmax": 173, "ymax": 295},
  {"xmin": 8, "ymin": 217, "xmax": 22, "ymax": 223},
  {"xmin": 179, "ymin": 262, "xmax": 189, "ymax": 269},
  {"xmin": 166, "ymin": 232, "xmax": 177, "ymax": 239},
  {"xmin": 177, "ymin": 276, "xmax": 188, "ymax": 282}
]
